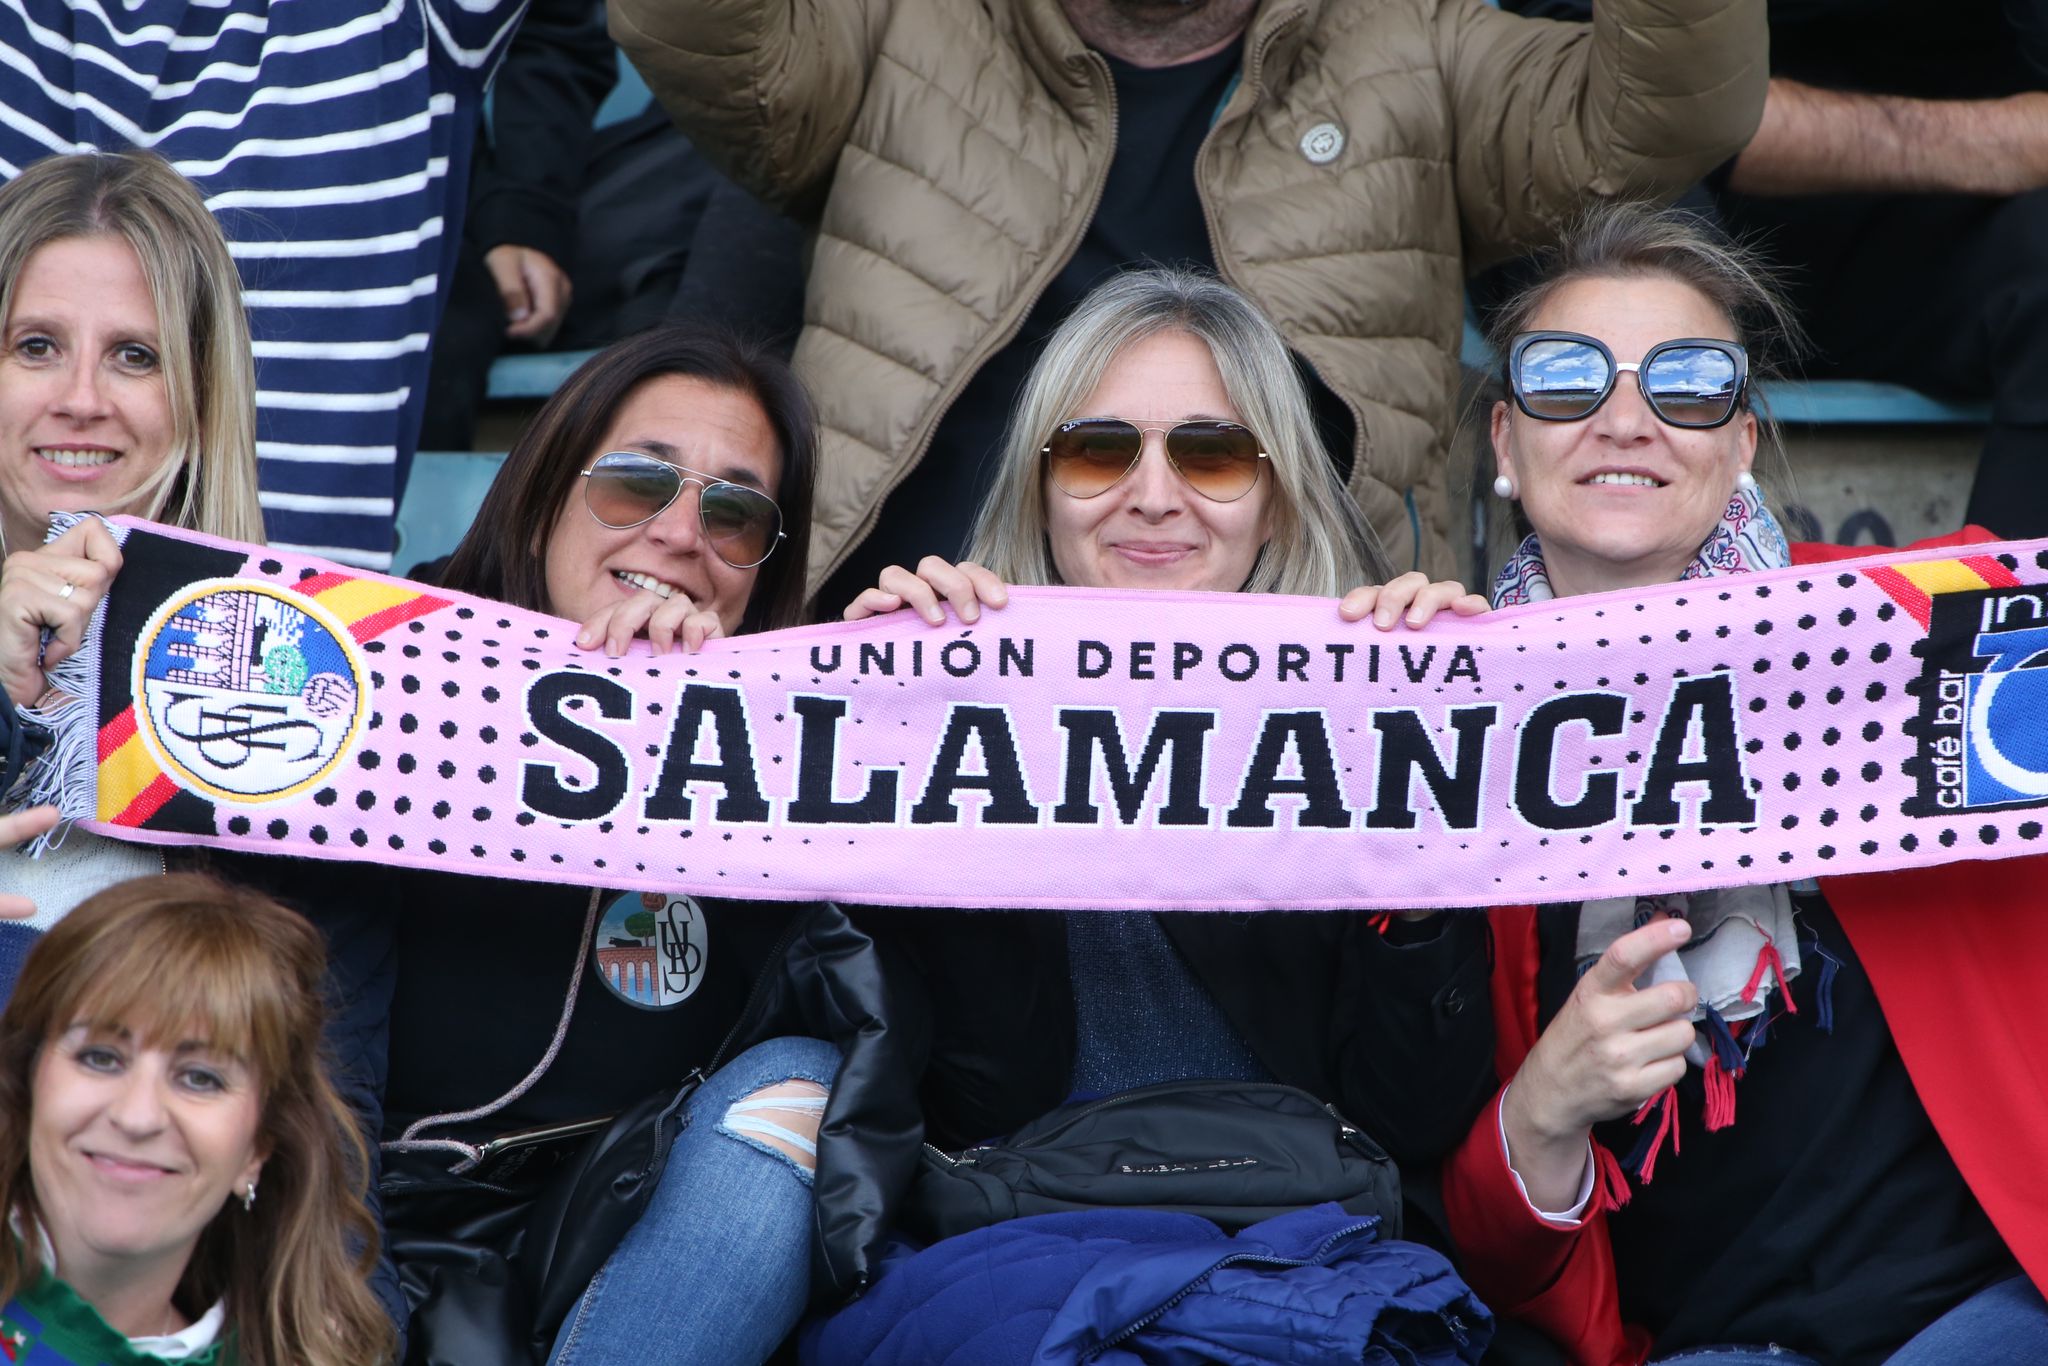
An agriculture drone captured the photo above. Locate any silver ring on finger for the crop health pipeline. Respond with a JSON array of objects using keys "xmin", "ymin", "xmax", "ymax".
[{"xmin": 57, "ymin": 580, "xmax": 76, "ymax": 600}]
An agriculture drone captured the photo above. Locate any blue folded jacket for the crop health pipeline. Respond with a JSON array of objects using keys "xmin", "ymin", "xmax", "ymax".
[{"xmin": 805, "ymin": 1203, "xmax": 1491, "ymax": 1366}]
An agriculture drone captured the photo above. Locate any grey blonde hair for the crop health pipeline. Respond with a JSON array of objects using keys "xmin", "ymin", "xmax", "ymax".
[
  {"xmin": 1485, "ymin": 200, "xmax": 1804, "ymax": 482},
  {"xmin": 0, "ymin": 151, "xmax": 263, "ymax": 544},
  {"xmin": 964, "ymin": 267, "xmax": 1384, "ymax": 594}
]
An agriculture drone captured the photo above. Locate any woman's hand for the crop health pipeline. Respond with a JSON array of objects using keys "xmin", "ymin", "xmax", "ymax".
[
  {"xmin": 843, "ymin": 557, "xmax": 1011, "ymax": 625},
  {"xmin": 1499, "ymin": 918, "xmax": 1696, "ymax": 1210},
  {"xmin": 1337, "ymin": 572, "xmax": 1488, "ymax": 630},
  {"xmin": 573, "ymin": 586, "xmax": 723, "ymax": 657},
  {"xmin": 0, "ymin": 806, "xmax": 59, "ymax": 918},
  {"xmin": 0, "ymin": 520, "xmax": 123, "ymax": 707}
]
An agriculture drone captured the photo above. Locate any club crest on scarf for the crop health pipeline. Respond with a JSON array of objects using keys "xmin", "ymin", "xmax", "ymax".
[
  {"xmin": 132, "ymin": 581, "xmax": 368, "ymax": 804},
  {"xmin": 592, "ymin": 892, "xmax": 708, "ymax": 1010}
]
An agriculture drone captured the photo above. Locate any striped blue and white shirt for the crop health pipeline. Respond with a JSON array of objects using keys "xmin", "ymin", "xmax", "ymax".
[{"xmin": 0, "ymin": 0, "xmax": 526, "ymax": 568}]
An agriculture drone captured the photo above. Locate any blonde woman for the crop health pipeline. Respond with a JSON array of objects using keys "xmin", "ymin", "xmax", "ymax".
[
  {"xmin": 818, "ymin": 269, "xmax": 1496, "ymax": 1361},
  {"xmin": 0, "ymin": 873, "xmax": 395, "ymax": 1365},
  {"xmin": 0, "ymin": 150, "xmax": 263, "ymax": 944}
]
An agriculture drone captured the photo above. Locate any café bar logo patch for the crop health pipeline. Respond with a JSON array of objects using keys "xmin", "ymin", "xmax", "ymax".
[
  {"xmin": 133, "ymin": 580, "xmax": 368, "ymax": 804},
  {"xmin": 1914, "ymin": 584, "xmax": 2048, "ymax": 813}
]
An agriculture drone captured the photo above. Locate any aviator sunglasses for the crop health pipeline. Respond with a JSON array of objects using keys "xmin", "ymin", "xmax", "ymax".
[
  {"xmin": 1507, "ymin": 332, "xmax": 1750, "ymax": 430},
  {"xmin": 1043, "ymin": 418, "xmax": 1268, "ymax": 502},
  {"xmin": 580, "ymin": 450, "xmax": 786, "ymax": 569}
]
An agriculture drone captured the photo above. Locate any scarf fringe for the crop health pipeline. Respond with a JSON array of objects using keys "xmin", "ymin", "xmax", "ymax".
[
  {"xmin": 1803, "ymin": 934, "xmax": 1841, "ymax": 1034},
  {"xmin": 1625, "ymin": 1087, "xmax": 1680, "ymax": 1184},
  {"xmin": 16, "ymin": 513, "xmax": 109, "ymax": 856},
  {"xmin": 1592, "ymin": 1142, "xmax": 1634, "ymax": 1212}
]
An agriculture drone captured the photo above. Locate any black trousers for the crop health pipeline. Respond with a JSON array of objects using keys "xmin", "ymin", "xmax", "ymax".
[{"xmin": 1715, "ymin": 187, "xmax": 2048, "ymax": 538}]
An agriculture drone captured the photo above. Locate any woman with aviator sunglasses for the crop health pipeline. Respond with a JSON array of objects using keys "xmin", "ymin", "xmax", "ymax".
[
  {"xmin": 333, "ymin": 326, "xmax": 921, "ymax": 1364},
  {"xmin": 813, "ymin": 270, "xmax": 1501, "ymax": 1363},
  {"xmin": 1441, "ymin": 203, "xmax": 2048, "ymax": 1365}
]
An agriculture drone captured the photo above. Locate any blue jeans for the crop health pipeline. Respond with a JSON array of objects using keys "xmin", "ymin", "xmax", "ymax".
[
  {"xmin": 547, "ymin": 1035, "xmax": 840, "ymax": 1366},
  {"xmin": 1650, "ymin": 1274, "xmax": 2048, "ymax": 1366},
  {"xmin": 1887, "ymin": 1274, "xmax": 2048, "ymax": 1364}
]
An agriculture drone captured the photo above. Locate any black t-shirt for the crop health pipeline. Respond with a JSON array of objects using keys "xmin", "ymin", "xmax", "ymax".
[
  {"xmin": 1535, "ymin": 892, "xmax": 2013, "ymax": 1363},
  {"xmin": 382, "ymin": 869, "xmax": 802, "ymax": 1138},
  {"xmin": 819, "ymin": 38, "xmax": 1357, "ymax": 612}
]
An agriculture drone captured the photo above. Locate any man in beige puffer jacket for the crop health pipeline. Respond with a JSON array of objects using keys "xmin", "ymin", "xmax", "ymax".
[{"xmin": 611, "ymin": 0, "xmax": 1766, "ymax": 598}]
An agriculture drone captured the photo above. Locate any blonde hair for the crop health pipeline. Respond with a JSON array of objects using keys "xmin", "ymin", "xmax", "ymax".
[
  {"xmin": 964, "ymin": 267, "xmax": 1384, "ymax": 594},
  {"xmin": 0, "ymin": 875, "xmax": 394, "ymax": 1366},
  {"xmin": 0, "ymin": 151, "xmax": 263, "ymax": 542}
]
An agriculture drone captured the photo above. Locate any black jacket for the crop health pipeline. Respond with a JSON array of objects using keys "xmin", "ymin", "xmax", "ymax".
[
  {"xmin": 373, "ymin": 870, "xmax": 925, "ymax": 1309},
  {"xmin": 864, "ymin": 907, "xmax": 1496, "ymax": 1168}
]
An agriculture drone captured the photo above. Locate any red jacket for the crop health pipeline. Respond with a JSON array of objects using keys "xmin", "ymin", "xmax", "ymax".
[{"xmin": 1442, "ymin": 532, "xmax": 2048, "ymax": 1365}]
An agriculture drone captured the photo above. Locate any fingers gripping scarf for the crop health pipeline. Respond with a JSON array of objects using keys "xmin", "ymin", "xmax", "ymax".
[{"xmin": 1493, "ymin": 490, "xmax": 1816, "ymax": 1177}]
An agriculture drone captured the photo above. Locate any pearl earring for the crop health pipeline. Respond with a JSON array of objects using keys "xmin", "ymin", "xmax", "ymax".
[
  {"xmin": 243, "ymin": 1181, "xmax": 258, "ymax": 1212},
  {"xmin": 1492, "ymin": 475, "xmax": 1516, "ymax": 499},
  {"xmin": 1735, "ymin": 471, "xmax": 1758, "ymax": 493}
]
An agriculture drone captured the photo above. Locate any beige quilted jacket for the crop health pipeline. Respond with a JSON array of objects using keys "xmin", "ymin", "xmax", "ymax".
[{"xmin": 612, "ymin": 0, "xmax": 1766, "ymax": 587}]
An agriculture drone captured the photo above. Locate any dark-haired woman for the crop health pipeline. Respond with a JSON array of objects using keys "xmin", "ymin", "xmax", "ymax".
[{"xmin": 369, "ymin": 326, "xmax": 915, "ymax": 1364}]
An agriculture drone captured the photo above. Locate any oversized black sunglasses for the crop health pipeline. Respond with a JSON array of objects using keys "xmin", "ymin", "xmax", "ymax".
[
  {"xmin": 1507, "ymin": 331, "xmax": 1750, "ymax": 430},
  {"xmin": 579, "ymin": 450, "xmax": 785, "ymax": 569}
]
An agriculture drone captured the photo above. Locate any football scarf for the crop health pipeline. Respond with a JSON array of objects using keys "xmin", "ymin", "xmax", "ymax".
[{"xmin": 19, "ymin": 515, "xmax": 2048, "ymax": 912}]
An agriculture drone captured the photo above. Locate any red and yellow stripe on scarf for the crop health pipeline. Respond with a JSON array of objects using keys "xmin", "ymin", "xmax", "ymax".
[{"xmin": 1862, "ymin": 554, "xmax": 2023, "ymax": 628}]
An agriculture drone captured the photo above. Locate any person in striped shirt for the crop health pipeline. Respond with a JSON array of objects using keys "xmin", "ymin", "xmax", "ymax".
[{"xmin": 0, "ymin": 0, "xmax": 527, "ymax": 570}]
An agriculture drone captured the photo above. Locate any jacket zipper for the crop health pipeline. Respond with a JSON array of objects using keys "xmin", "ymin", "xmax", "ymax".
[
  {"xmin": 821, "ymin": 48, "xmax": 1123, "ymax": 585},
  {"xmin": 923, "ymin": 1141, "xmax": 974, "ymax": 1168},
  {"xmin": 1195, "ymin": 5, "xmax": 1379, "ymax": 540},
  {"xmin": 1082, "ymin": 1217, "xmax": 1383, "ymax": 1359}
]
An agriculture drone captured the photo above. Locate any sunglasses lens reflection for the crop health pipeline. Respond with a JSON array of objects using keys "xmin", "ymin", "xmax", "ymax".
[
  {"xmin": 1644, "ymin": 345, "xmax": 1740, "ymax": 426},
  {"xmin": 585, "ymin": 453, "xmax": 679, "ymax": 528},
  {"xmin": 1517, "ymin": 339, "xmax": 1612, "ymax": 420},
  {"xmin": 1165, "ymin": 421, "xmax": 1264, "ymax": 500},
  {"xmin": 1047, "ymin": 421, "xmax": 1145, "ymax": 497},
  {"xmin": 700, "ymin": 484, "xmax": 781, "ymax": 567}
]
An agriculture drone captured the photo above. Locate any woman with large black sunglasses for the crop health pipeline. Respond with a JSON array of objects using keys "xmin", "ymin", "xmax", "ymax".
[
  {"xmin": 311, "ymin": 326, "xmax": 919, "ymax": 1365},
  {"xmin": 1441, "ymin": 202, "xmax": 2048, "ymax": 1365}
]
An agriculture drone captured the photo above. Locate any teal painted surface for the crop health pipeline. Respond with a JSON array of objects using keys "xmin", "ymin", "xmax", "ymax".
[{"xmin": 394, "ymin": 450, "xmax": 508, "ymax": 571}]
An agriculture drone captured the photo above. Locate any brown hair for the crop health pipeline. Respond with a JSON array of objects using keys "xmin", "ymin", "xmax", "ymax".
[
  {"xmin": 0, "ymin": 874, "xmax": 394, "ymax": 1366},
  {"xmin": 438, "ymin": 325, "xmax": 819, "ymax": 633},
  {"xmin": 0, "ymin": 151, "xmax": 263, "ymax": 543}
]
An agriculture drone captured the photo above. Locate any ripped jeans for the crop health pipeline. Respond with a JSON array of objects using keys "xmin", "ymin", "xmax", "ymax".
[{"xmin": 547, "ymin": 1036, "xmax": 840, "ymax": 1366}]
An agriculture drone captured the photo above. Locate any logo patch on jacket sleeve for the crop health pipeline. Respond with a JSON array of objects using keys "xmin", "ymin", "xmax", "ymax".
[
  {"xmin": 593, "ymin": 891, "xmax": 708, "ymax": 1009},
  {"xmin": 1299, "ymin": 122, "xmax": 1345, "ymax": 164}
]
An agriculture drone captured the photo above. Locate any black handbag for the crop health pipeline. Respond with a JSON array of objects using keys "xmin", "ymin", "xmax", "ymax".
[{"xmin": 902, "ymin": 1079, "xmax": 1402, "ymax": 1246}]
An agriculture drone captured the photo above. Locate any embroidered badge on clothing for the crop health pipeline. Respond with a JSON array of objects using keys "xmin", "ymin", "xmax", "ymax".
[{"xmin": 1300, "ymin": 122, "xmax": 1344, "ymax": 164}]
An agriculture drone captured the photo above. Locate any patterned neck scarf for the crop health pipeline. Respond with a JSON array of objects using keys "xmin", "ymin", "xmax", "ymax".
[{"xmin": 1491, "ymin": 486, "xmax": 1792, "ymax": 606}]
